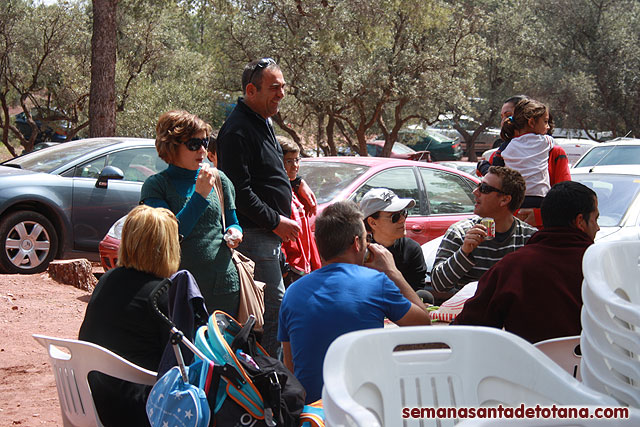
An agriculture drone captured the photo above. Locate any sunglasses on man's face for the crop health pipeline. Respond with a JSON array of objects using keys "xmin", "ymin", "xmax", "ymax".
[
  {"xmin": 183, "ymin": 137, "xmax": 209, "ymax": 152},
  {"xmin": 248, "ymin": 57, "xmax": 277, "ymax": 86},
  {"xmin": 477, "ymin": 182, "xmax": 507, "ymax": 195},
  {"xmin": 386, "ymin": 209, "xmax": 408, "ymax": 223},
  {"xmin": 284, "ymin": 157, "xmax": 301, "ymax": 166}
]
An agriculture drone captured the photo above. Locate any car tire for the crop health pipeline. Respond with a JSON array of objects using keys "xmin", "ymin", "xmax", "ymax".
[{"xmin": 0, "ymin": 211, "xmax": 59, "ymax": 274}]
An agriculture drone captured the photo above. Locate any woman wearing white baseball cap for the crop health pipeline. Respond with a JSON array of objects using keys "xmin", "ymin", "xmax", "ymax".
[{"xmin": 359, "ymin": 188, "xmax": 433, "ymax": 304}]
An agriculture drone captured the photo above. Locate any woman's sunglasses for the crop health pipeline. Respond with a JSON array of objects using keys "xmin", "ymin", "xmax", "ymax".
[
  {"xmin": 477, "ymin": 182, "xmax": 507, "ymax": 195},
  {"xmin": 183, "ymin": 137, "xmax": 209, "ymax": 152},
  {"xmin": 387, "ymin": 209, "xmax": 408, "ymax": 223}
]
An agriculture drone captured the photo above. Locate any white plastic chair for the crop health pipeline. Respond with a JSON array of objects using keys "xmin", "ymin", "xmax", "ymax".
[
  {"xmin": 33, "ymin": 334, "xmax": 157, "ymax": 427},
  {"xmin": 580, "ymin": 241, "xmax": 640, "ymax": 407},
  {"xmin": 322, "ymin": 326, "xmax": 615, "ymax": 427},
  {"xmin": 534, "ymin": 336, "xmax": 582, "ymax": 381}
]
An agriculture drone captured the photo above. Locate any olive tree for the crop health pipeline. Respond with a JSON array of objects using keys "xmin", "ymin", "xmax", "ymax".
[
  {"xmin": 205, "ymin": 0, "xmax": 484, "ymax": 157},
  {"xmin": 0, "ymin": 0, "xmax": 91, "ymax": 154},
  {"xmin": 523, "ymin": 0, "xmax": 640, "ymax": 138}
]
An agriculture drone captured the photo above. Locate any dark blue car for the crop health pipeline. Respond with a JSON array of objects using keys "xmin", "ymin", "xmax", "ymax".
[{"xmin": 14, "ymin": 108, "xmax": 73, "ymax": 143}]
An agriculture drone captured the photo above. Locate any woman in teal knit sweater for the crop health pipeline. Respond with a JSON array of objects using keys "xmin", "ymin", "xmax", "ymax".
[{"xmin": 141, "ymin": 110, "xmax": 242, "ymax": 315}]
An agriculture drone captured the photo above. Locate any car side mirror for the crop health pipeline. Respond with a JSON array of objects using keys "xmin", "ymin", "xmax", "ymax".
[{"xmin": 95, "ymin": 166, "xmax": 124, "ymax": 188}]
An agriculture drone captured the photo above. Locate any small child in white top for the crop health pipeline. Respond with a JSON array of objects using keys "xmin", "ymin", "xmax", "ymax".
[{"xmin": 500, "ymin": 99, "xmax": 553, "ymax": 208}]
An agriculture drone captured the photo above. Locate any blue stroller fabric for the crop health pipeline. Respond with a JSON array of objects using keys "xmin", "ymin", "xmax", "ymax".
[{"xmin": 194, "ymin": 311, "xmax": 306, "ymax": 426}]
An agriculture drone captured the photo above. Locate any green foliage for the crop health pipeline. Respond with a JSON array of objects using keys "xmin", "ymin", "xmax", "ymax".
[
  {"xmin": 0, "ymin": 0, "xmax": 91, "ymax": 152},
  {"xmin": 3, "ymin": 0, "xmax": 639, "ymax": 158},
  {"xmin": 508, "ymin": 0, "xmax": 640, "ymax": 138}
]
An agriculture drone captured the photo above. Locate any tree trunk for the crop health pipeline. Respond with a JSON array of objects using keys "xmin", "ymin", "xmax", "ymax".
[
  {"xmin": 326, "ymin": 113, "xmax": 337, "ymax": 156},
  {"xmin": 0, "ymin": 93, "xmax": 18, "ymax": 157},
  {"xmin": 48, "ymin": 259, "xmax": 98, "ymax": 291},
  {"xmin": 89, "ymin": 0, "xmax": 118, "ymax": 137},
  {"xmin": 315, "ymin": 113, "xmax": 325, "ymax": 157}
]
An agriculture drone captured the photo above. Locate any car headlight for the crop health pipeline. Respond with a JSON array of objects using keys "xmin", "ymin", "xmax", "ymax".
[{"xmin": 107, "ymin": 215, "xmax": 127, "ymax": 240}]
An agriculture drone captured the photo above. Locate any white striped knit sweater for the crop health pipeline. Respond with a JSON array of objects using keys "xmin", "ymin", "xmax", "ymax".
[{"xmin": 431, "ymin": 216, "xmax": 537, "ymax": 292}]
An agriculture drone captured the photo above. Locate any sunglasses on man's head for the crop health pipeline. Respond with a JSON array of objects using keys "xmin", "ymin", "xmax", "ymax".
[
  {"xmin": 183, "ymin": 137, "xmax": 209, "ymax": 152},
  {"xmin": 477, "ymin": 182, "xmax": 507, "ymax": 195},
  {"xmin": 387, "ymin": 209, "xmax": 408, "ymax": 223},
  {"xmin": 248, "ymin": 57, "xmax": 277, "ymax": 84}
]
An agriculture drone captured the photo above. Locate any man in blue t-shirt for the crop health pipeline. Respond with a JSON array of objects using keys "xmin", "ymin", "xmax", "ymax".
[{"xmin": 278, "ymin": 201, "xmax": 431, "ymax": 403}]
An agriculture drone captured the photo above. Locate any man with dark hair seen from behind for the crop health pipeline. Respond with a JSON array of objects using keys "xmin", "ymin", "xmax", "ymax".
[
  {"xmin": 217, "ymin": 58, "xmax": 301, "ymax": 357},
  {"xmin": 454, "ymin": 181, "xmax": 599, "ymax": 343},
  {"xmin": 278, "ymin": 201, "xmax": 431, "ymax": 403},
  {"xmin": 431, "ymin": 166, "xmax": 537, "ymax": 293}
]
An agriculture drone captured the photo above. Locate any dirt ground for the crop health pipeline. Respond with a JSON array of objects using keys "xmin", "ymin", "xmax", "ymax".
[{"xmin": 0, "ymin": 271, "xmax": 92, "ymax": 426}]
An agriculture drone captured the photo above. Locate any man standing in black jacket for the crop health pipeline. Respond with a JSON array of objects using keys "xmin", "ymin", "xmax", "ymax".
[{"xmin": 217, "ymin": 58, "xmax": 301, "ymax": 357}]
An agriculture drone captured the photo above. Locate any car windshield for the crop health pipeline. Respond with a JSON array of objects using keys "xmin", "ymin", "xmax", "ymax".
[
  {"xmin": 424, "ymin": 130, "xmax": 453, "ymax": 143},
  {"xmin": 574, "ymin": 145, "xmax": 640, "ymax": 168},
  {"xmin": 392, "ymin": 142, "xmax": 415, "ymax": 154},
  {"xmin": 400, "ymin": 129, "xmax": 452, "ymax": 144},
  {"xmin": 435, "ymin": 118, "xmax": 478, "ymax": 130},
  {"xmin": 298, "ymin": 161, "xmax": 370, "ymax": 205},
  {"xmin": 572, "ymin": 173, "xmax": 640, "ymax": 227},
  {"xmin": 1, "ymin": 139, "xmax": 115, "ymax": 173}
]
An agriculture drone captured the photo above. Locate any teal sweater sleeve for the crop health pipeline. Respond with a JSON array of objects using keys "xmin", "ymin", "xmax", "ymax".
[
  {"xmin": 141, "ymin": 166, "xmax": 242, "ymax": 237},
  {"xmin": 144, "ymin": 193, "xmax": 209, "ymax": 237},
  {"xmin": 225, "ymin": 209, "xmax": 242, "ymax": 233},
  {"xmin": 140, "ymin": 166, "xmax": 209, "ymax": 237}
]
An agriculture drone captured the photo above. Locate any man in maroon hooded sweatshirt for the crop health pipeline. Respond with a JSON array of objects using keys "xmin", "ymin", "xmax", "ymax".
[{"xmin": 454, "ymin": 181, "xmax": 599, "ymax": 343}]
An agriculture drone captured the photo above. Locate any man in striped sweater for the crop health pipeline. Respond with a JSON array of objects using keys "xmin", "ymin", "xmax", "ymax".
[{"xmin": 431, "ymin": 166, "xmax": 537, "ymax": 292}]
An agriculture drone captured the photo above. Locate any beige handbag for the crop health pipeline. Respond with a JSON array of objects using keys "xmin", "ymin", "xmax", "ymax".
[{"xmin": 212, "ymin": 169, "xmax": 265, "ymax": 330}]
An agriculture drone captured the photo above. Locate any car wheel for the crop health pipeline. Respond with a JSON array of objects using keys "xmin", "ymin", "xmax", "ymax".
[{"xmin": 0, "ymin": 211, "xmax": 59, "ymax": 274}]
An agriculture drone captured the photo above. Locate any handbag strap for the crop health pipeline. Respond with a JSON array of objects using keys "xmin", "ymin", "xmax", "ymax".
[{"xmin": 211, "ymin": 168, "xmax": 226, "ymax": 230}]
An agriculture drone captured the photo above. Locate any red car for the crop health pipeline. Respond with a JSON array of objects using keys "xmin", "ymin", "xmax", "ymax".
[
  {"xmin": 299, "ymin": 157, "xmax": 479, "ymax": 245},
  {"xmin": 99, "ymin": 157, "xmax": 479, "ymax": 270}
]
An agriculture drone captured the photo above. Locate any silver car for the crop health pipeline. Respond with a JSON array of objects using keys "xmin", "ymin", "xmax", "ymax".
[
  {"xmin": 573, "ymin": 138, "xmax": 640, "ymax": 168},
  {"xmin": 0, "ymin": 137, "xmax": 166, "ymax": 274},
  {"xmin": 572, "ymin": 165, "xmax": 640, "ymax": 242}
]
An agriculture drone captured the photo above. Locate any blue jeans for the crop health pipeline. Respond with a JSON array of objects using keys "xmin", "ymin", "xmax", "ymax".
[{"xmin": 238, "ymin": 229, "xmax": 284, "ymax": 358}]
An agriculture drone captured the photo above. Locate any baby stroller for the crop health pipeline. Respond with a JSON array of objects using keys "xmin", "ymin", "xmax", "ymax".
[{"xmin": 145, "ymin": 277, "xmax": 311, "ymax": 427}]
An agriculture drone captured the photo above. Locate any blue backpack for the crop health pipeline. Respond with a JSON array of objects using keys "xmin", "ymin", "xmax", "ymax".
[{"xmin": 146, "ymin": 358, "xmax": 213, "ymax": 427}]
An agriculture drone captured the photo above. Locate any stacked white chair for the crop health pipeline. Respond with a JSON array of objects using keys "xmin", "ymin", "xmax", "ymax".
[
  {"xmin": 581, "ymin": 240, "xmax": 640, "ymax": 408},
  {"xmin": 322, "ymin": 326, "xmax": 615, "ymax": 427}
]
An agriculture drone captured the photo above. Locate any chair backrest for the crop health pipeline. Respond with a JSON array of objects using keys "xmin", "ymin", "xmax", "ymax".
[
  {"xmin": 534, "ymin": 336, "xmax": 582, "ymax": 381},
  {"xmin": 33, "ymin": 334, "xmax": 157, "ymax": 427},
  {"xmin": 322, "ymin": 326, "xmax": 615, "ymax": 427},
  {"xmin": 580, "ymin": 241, "xmax": 640, "ymax": 407}
]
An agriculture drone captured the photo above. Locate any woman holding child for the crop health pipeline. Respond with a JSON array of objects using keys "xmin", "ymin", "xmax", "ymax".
[
  {"xmin": 140, "ymin": 110, "xmax": 242, "ymax": 315},
  {"xmin": 499, "ymin": 98, "xmax": 553, "ymax": 209}
]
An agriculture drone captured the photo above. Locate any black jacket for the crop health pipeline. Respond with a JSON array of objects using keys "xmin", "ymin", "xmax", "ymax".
[
  {"xmin": 78, "ymin": 267, "xmax": 170, "ymax": 426},
  {"xmin": 373, "ymin": 236, "xmax": 427, "ymax": 291},
  {"xmin": 217, "ymin": 98, "xmax": 292, "ymax": 230}
]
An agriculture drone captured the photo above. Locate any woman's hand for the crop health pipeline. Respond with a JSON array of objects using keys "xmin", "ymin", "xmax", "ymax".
[
  {"xmin": 297, "ymin": 179, "xmax": 317, "ymax": 216},
  {"xmin": 195, "ymin": 163, "xmax": 215, "ymax": 198},
  {"xmin": 224, "ymin": 228, "xmax": 243, "ymax": 249},
  {"xmin": 516, "ymin": 208, "xmax": 537, "ymax": 227}
]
